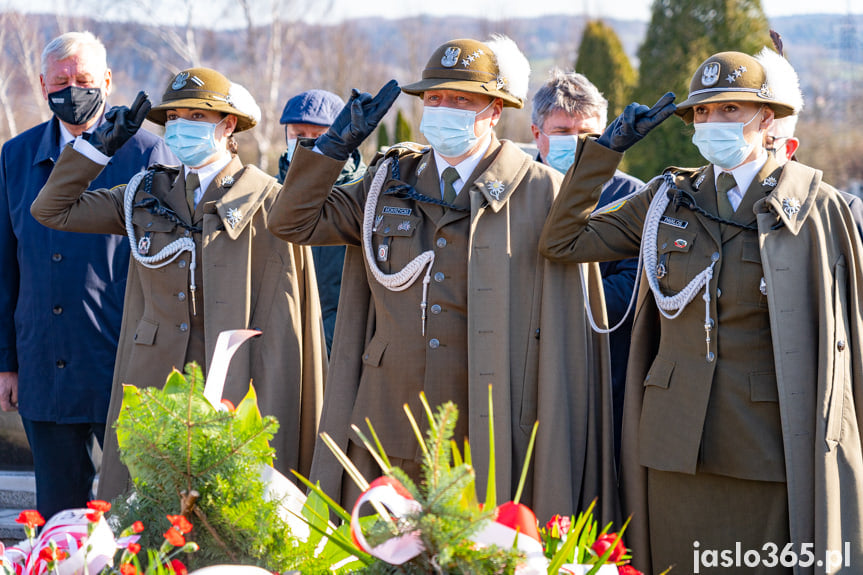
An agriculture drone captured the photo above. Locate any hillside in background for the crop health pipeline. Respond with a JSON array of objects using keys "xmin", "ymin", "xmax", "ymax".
[{"xmin": 0, "ymin": 9, "xmax": 860, "ymax": 186}]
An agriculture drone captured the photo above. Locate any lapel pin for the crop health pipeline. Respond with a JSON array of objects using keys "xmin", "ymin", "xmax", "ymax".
[{"xmin": 226, "ymin": 207, "xmax": 243, "ymax": 229}]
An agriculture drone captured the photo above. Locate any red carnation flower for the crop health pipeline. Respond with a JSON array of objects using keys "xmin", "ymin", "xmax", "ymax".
[
  {"xmin": 38, "ymin": 546, "xmax": 67, "ymax": 563},
  {"xmin": 618, "ymin": 565, "xmax": 643, "ymax": 575},
  {"xmin": 132, "ymin": 521, "xmax": 145, "ymax": 534},
  {"xmin": 127, "ymin": 542, "xmax": 141, "ymax": 555},
  {"xmin": 15, "ymin": 510, "xmax": 45, "ymax": 529},
  {"xmin": 163, "ymin": 527, "xmax": 186, "ymax": 547},
  {"xmin": 120, "ymin": 563, "xmax": 138, "ymax": 575},
  {"xmin": 545, "ymin": 514, "xmax": 571, "ymax": 537},
  {"xmin": 167, "ymin": 514, "xmax": 193, "ymax": 534}
]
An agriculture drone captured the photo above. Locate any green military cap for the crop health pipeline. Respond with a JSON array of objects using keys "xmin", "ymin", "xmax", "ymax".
[
  {"xmin": 148, "ymin": 67, "xmax": 261, "ymax": 132},
  {"xmin": 675, "ymin": 51, "xmax": 796, "ymax": 124},
  {"xmin": 401, "ymin": 37, "xmax": 529, "ymax": 108}
]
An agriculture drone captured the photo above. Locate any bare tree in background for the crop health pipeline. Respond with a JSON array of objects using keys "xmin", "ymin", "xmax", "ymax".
[
  {"xmin": 0, "ymin": 13, "xmax": 19, "ymax": 139},
  {"xmin": 8, "ymin": 11, "xmax": 51, "ymax": 125}
]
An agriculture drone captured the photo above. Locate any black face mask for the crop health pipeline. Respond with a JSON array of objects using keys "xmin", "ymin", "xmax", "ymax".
[{"xmin": 47, "ymin": 85, "xmax": 104, "ymax": 126}]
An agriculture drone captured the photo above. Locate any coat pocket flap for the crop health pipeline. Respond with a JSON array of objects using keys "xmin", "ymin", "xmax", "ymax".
[
  {"xmin": 749, "ymin": 371, "xmax": 779, "ymax": 402},
  {"xmin": 132, "ymin": 210, "xmax": 177, "ymax": 232},
  {"xmin": 742, "ymin": 240, "xmax": 762, "ymax": 263},
  {"xmin": 373, "ymin": 214, "xmax": 420, "ymax": 237},
  {"xmin": 644, "ymin": 356, "xmax": 674, "ymax": 389},
  {"xmin": 133, "ymin": 318, "xmax": 159, "ymax": 346},
  {"xmin": 361, "ymin": 336, "xmax": 388, "ymax": 367}
]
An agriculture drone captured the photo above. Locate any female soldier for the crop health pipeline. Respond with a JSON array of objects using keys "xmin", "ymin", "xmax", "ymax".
[
  {"xmin": 31, "ymin": 68, "xmax": 326, "ymax": 501},
  {"xmin": 540, "ymin": 51, "xmax": 863, "ymax": 574}
]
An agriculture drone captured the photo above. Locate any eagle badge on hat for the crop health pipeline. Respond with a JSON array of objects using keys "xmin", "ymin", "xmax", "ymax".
[
  {"xmin": 486, "ymin": 180, "xmax": 505, "ymax": 200},
  {"xmin": 226, "ymin": 207, "xmax": 243, "ymax": 229},
  {"xmin": 441, "ymin": 47, "xmax": 460, "ymax": 68},
  {"xmin": 702, "ymin": 62, "xmax": 720, "ymax": 87},
  {"xmin": 759, "ymin": 83, "xmax": 774, "ymax": 99},
  {"xmin": 782, "ymin": 197, "xmax": 801, "ymax": 218},
  {"xmin": 172, "ymin": 72, "xmax": 190, "ymax": 90}
]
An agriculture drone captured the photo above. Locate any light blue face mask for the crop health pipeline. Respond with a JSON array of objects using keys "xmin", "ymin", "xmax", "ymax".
[
  {"xmin": 543, "ymin": 133, "xmax": 580, "ymax": 173},
  {"xmin": 419, "ymin": 101, "xmax": 493, "ymax": 158},
  {"xmin": 691, "ymin": 106, "xmax": 762, "ymax": 170},
  {"xmin": 165, "ymin": 117, "xmax": 225, "ymax": 167},
  {"xmin": 285, "ymin": 138, "xmax": 298, "ymax": 163}
]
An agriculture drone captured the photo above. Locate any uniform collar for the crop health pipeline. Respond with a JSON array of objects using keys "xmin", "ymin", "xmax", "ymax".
[
  {"xmin": 759, "ymin": 160, "xmax": 818, "ymax": 235},
  {"xmin": 470, "ymin": 136, "xmax": 534, "ymax": 212},
  {"xmin": 33, "ymin": 117, "xmax": 63, "ymax": 166},
  {"xmin": 210, "ymin": 156, "xmax": 274, "ymax": 239}
]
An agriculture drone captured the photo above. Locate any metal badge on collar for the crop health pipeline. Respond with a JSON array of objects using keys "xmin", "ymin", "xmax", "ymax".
[
  {"xmin": 760, "ymin": 277, "xmax": 768, "ymax": 295},
  {"xmin": 694, "ymin": 174, "xmax": 706, "ymax": 189},
  {"xmin": 702, "ymin": 62, "xmax": 720, "ymax": 86},
  {"xmin": 417, "ymin": 162, "xmax": 427, "ymax": 176},
  {"xmin": 226, "ymin": 207, "xmax": 243, "ymax": 229},
  {"xmin": 220, "ymin": 175, "xmax": 235, "ymax": 188},
  {"xmin": 782, "ymin": 197, "xmax": 801, "ymax": 218},
  {"xmin": 486, "ymin": 180, "xmax": 505, "ymax": 200},
  {"xmin": 172, "ymin": 72, "xmax": 189, "ymax": 90},
  {"xmin": 763, "ymin": 175, "xmax": 777, "ymax": 187},
  {"xmin": 441, "ymin": 47, "xmax": 460, "ymax": 67}
]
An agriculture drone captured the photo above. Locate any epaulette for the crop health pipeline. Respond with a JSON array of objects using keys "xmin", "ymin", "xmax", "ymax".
[
  {"xmin": 148, "ymin": 163, "xmax": 182, "ymax": 176},
  {"xmin": 371, "ymin": 141, "xmax": 429, "ymax": 163}
]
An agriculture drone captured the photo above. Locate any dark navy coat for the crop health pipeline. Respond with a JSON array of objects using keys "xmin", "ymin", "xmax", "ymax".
[{"xmin": 0, "ymin": 117, "xmax": 173, "ymax": 423}]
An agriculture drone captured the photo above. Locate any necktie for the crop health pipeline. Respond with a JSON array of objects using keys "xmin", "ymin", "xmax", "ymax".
[
  {"xmin": 716, "ymin": 171, "xmax": 737, "ymax": 220},
  {"xmin": 442, "ymin": 167, "xmax": 460, "ymax": 205},
  {"xmin": 185, "ymin": 171, "xmax": 200, "ymax": 212}
]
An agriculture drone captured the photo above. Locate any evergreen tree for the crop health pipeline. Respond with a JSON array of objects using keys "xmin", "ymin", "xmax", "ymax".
[
  {"xmin": 626, "ymin": 0, "xmax": 771, "ymax": 179},
  {"xmin": 377, "ymin": 120, "xmax": 391, "ymax": 151},
  {"xmin": 575, "ymin": 19, "xmax": 637, "ymax": 121},
  {"xmin": 395, "ymin": 109, "xmax": 413, "ymax": 143}
]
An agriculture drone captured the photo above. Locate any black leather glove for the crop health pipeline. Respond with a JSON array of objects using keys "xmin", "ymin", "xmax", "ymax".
[
  {"xmin": 315, "ymin": 80, "xmax": 400, "ymax": 161},
  {"xmin": 596, "ymin": 92, "xmax": 677, "ymax": 153},
  {"xmin": 83, "ymin": 91, "xmax": 151, "ymax": 156}
]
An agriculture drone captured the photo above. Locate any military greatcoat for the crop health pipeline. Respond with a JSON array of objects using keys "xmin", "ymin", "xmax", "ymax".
[
  {"xmin": 268, "ymin": 136, "xmax": 616, "ymax": 523},
  {"xmin": 540, "ymin": 137, "xmax": 863, "ymax": 575},
  {"xmin": 31, "ymin": 146, "xmax": 327, "ymax": 500}
]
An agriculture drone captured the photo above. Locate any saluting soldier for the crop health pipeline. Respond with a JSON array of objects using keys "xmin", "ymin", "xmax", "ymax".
[
  {"xmin": 31, "ymin": 68, "xmax": 327, "ymax": 502},
  {"xmin": 540, "ymin": 51, "xmax": 863, "ymax": 574},
  {"xmin": 269, "ymin": 36, "xmax": 616, "ymax": 523}
]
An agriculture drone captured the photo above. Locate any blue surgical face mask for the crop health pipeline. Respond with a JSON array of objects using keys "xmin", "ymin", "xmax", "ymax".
[
  {"xmin": 419, "ymin": 101, "xmax": 493, "ymax": 158},
  {"xmin": 285, "ymin": 138, "xmax": 298, "ymax": 163},
  {"xmin": 543, "ymin": 133, "xmax": 580, "ymax": 173},
  {"xmin": 691, "ymin": 106, "xmax": 762, "ymax": 170},
  {"xmin": 164, "ymin": 117, "xmax": 225, "ymax": 167}
]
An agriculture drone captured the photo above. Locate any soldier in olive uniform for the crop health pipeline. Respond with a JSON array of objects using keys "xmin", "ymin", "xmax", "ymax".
[
  {"xmin": 269, "ymin": 36, "xmax": 616, "ymax": 523},
  {"xmin": 540, "ymin": 51, "xmax": 863, "ymax": 574},
  {"xmin": 31, "ymin": 68, "xmax": 327, "ymax": 502}
]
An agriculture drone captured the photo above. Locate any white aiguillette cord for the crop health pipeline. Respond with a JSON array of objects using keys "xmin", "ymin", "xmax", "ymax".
[
  {"xmin": 363, "ymin": 157, "xmax": 436, "ymax": 335},
  {"xmin": 580, "ymin": 176, "xmax": 716, "ymax": 362},
  {"xmin": 203, "ymin": 329, "xmax": 262, "ymax": 410},
  {"xmin": 124, "ymin": 170, "xmax": 199, "ymax": 314}
]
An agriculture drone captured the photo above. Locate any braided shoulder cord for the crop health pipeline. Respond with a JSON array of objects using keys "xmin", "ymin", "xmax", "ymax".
[
  {"xmin": 124, "ymin": 169, "xmax": 199, "ymax": 314},
  {"xmin": 363, "ymin": 158, "xmax": 436, "ymax": 335}
]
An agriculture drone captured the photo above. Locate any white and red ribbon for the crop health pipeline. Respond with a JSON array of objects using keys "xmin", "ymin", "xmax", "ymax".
[{"xmin": 350, "ymin": 477, "xmax": 424, "ymax": 564}]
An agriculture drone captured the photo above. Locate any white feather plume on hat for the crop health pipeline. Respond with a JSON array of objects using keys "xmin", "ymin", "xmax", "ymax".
[
  {"xmin": 227, "ymin": 82, "xmax": 262, "ymax": 124},
  {"xmin": 486, "ymin": 34, "xmax": 531, "ymax": 102},
  {"xmin": 755, "ymin": 47, "xmax": 804, "ymax": 115}
]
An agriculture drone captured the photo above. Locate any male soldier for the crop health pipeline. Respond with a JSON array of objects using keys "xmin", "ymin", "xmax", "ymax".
[
  {"xmin": 0, "ymin": 31, "xmax": 173, "ymax": 519},
  {"xmin": 269, "ymin": 36, "xmax": 615, "ymax": 522},
  {"xmin": 276, "ymin": 89, "xmax": 367, "ymax": 353},
  {"xmin": 530, "ymin": 68, "xmax": 641, "ymax": 462},
  {"xmin": 540, "ymin": 51, "xmax": 863, "ymax": 574}
]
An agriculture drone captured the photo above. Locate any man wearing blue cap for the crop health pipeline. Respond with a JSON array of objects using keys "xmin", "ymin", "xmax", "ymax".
[{"xmin": 277, "ymin": 89, "xmax": 366, "ymax": 353}]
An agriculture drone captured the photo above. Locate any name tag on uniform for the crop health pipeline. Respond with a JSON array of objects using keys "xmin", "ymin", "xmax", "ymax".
[
  {"xmin": 382, "ymin": 206, "xmax": 412, "ymax": 216},
  {"xmin": 660, "ymin": 215, "xmax": 688, "ymax": 229}
]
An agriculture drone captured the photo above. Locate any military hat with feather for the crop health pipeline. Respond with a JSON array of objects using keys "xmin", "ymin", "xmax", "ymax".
[
  {"xmin": 675, "ymin": 51, "xmax": 796, "ymax": 123},
  {"xmin": 401, "ymin": 35, "xmax": 531, "ymax": 108},
  {"xmin": 148, "ymin": 67, "xmax": 261, "ymax": 132}
]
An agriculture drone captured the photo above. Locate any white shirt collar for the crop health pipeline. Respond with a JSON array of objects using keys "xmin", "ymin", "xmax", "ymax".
[
  {"xmin": 185, "ymin": 154, "xmax": 233, "ymax": 206},
  {"xmin": 713, "ymin": 148, "xmax": 768, "ymax": 211},
  {"xmin": 58, "ymin": 115, "xmax": 104, "ymax": 149},
  {"xmin": 432, "ymin": 135, "xmax": 493, "ymax": 198}
]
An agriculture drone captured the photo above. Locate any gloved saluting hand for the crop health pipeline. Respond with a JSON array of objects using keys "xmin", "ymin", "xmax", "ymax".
[
  {"xmin": 83, "ymin": 91, "xmax": 151, "ymax": 157},
  {"xmin": 596, "ymin": 92, "xmax": 676, "ymax": 153},
  {"xmin": 315, "ymin": 79, "xmax": 401, "ymax": 161}
]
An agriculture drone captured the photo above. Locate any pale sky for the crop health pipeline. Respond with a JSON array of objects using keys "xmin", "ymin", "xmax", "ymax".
[
  {"xmin": 324, "ymin": 0, "xmax": 861, "ymax": 22},
  {"xmin": 2, "ymin": 0, "xmax": 861, "ymax": 25}
]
